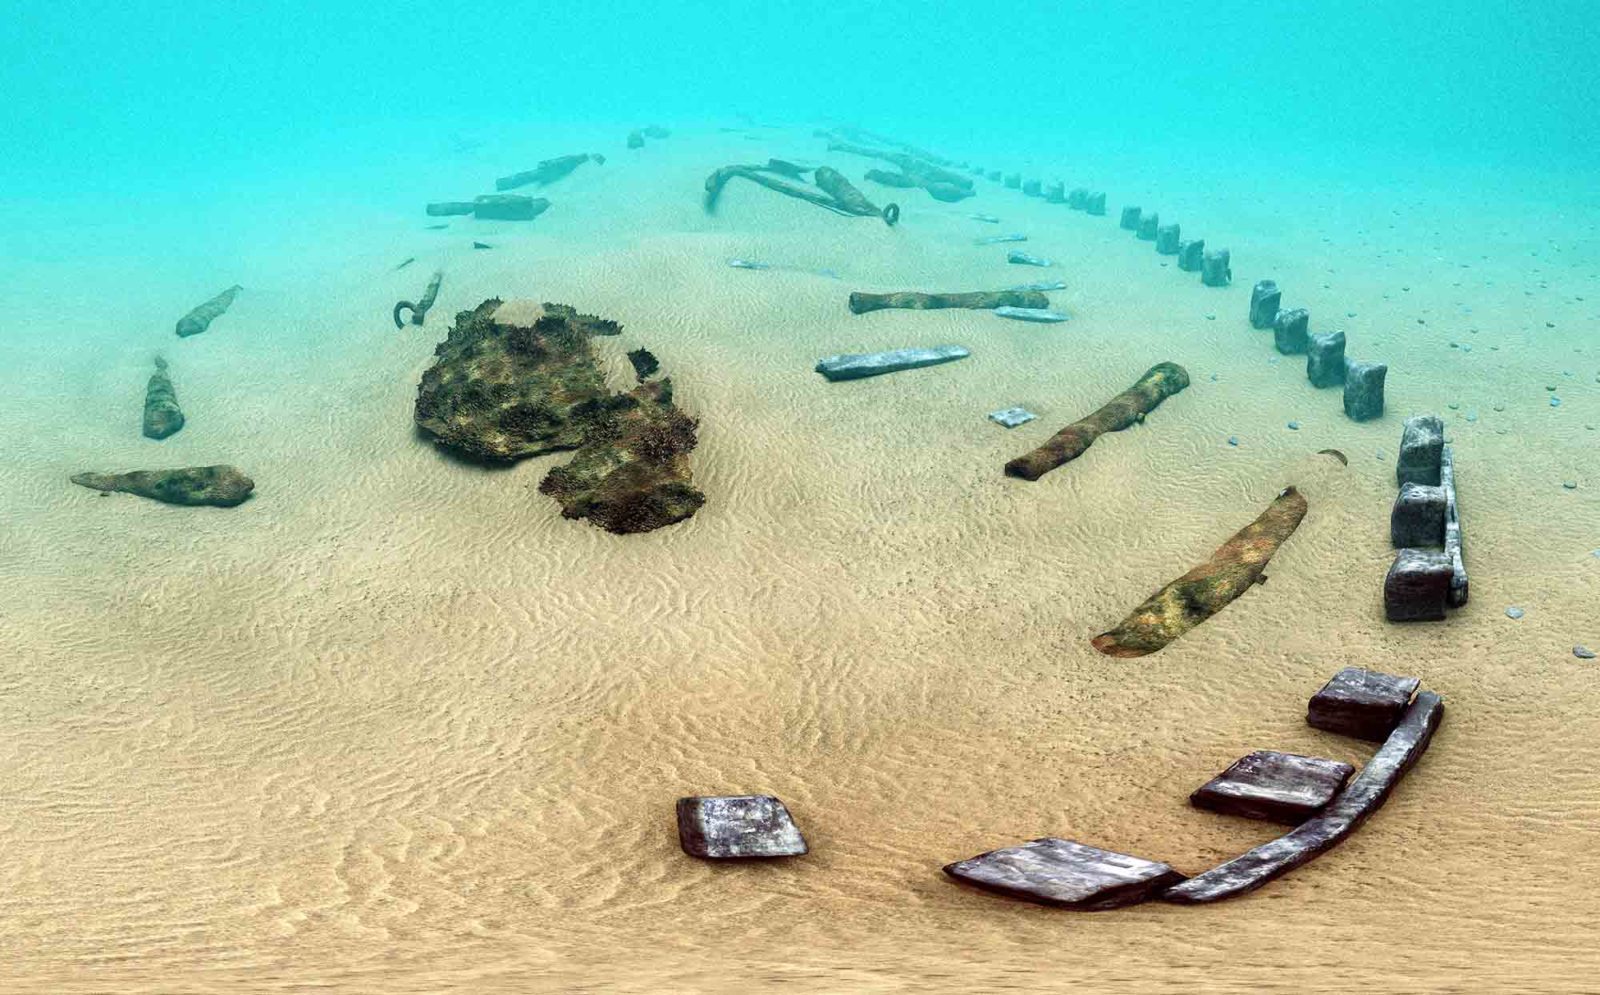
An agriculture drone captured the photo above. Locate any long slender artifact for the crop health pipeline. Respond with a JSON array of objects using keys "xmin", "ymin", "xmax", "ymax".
[
  {"xmin": 1162, "ymin": 690, "xmax": 1443, "ymax": 903},
  {"xmin": 175, "ymin": 285, "xmax": 242, "ymax": 338},
  {"xmin": 1004, "ymin": 363, "xmax": 1190, "ymax": 481},
  {"xmin": 1090, "ymin": 486, "xmax": 1309, "ymax": 658},
  {"xmin": 494, "ymin": 153, "xmax": 600, "ymax": 191},
  {"xmin": 813, "ymin": 166, "xmax": 884, "ymax": 217},
  {"xmin": 824, "ymin": 139, "xmax": 974, "ymax": 192},
  {"xmin": 394, "ymin": 270, "xmax": 444, "ymax": 329},
  {"xmin": 71, "ymin": 466, "xmax": 255, "ymax": 507},
  {"xmin": 847, "ymin": 289, "xmax": 1048, "ymax": 315},
  {"xmin": 142, "ymin": 357, "xmax": 184, "ymax": 439}
]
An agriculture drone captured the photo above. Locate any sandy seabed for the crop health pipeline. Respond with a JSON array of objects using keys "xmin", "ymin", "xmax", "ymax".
[{"xmin": 2, "ymin": 129, "xmax": 1598, "ymax": 993}]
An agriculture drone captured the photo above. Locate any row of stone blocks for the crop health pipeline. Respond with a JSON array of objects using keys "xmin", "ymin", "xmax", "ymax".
[
  {"xmin": 1249, "ymin": 280, "xmax": 1387, "ymax": 421},
  {"xmin": 993, "ymin": 169, "xmax": 1110, "ymax": 217},
  {"xmin": 1119, "ymin": 206, "xmax": 1231, "ymax": 287},
  {"xmin": 1384, "ymin": 415, "xmax": 1469, "ymax": 621},
  {"xmin": 677, "ymin": 667, "xmax": 1443, "ymax": 910}
]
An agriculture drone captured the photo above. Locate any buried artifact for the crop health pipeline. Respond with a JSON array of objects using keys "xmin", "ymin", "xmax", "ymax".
[
  {"xmin": 175, "ymin": 285, "xmax": 242, "ymax": 338},
  {"xmin": 1091, "ymin": 486, "xmax": 1309, "ymax": 657},
  {"xmin": 142, "ymin": 357, "xmax": 185, "ymax": 440},
  {"xmin": 393, "ymin": 270, "xmax": 443, "ymax": 329},
  {"xmin": 71, "ymin": 465, "xmax": 255, "ymax": 507}
]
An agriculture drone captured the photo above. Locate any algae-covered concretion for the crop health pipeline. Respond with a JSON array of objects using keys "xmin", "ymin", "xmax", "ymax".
[
  {"xmin": 847, "ymin": 289, "xmax": 1049, "ymax": 315},
  {"xmin": 1091, "ymin": 486, "xmax": 1309, "ymax": 658},
  {"xmin": 414, "ymin": 300, "xmax": 704, "ymax": 534},
  {"xmin": 823, "ymin": 137, "xmax": 975, "ymax": 202},
  {"xmin": 71, "ymin": 465, "xmax": 254, "ymax": 507},
  {"xmin": 142, "ymin": 357, "xmax": 184, "ymax": 439},
  {"xmin": 494, "ymin": 153, "xmax": 602, "ymax": 191},
  {"xmin": 1004, "ymin": 362, "xmax": 1190, "ymax": 481},
  {"xmin": 175, "ymin": 285, "xmax": 241, "ymax": 337}
]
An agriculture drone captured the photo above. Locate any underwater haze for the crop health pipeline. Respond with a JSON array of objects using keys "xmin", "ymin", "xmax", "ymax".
[{"xmin": 3, "ymin": 0, "xmax": 1600, "ymax": 992}]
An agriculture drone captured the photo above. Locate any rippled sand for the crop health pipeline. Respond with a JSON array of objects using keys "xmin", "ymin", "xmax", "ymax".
[{"xmin": 2, "ymin": 130, "xmax": 1598, "ymax": 993}]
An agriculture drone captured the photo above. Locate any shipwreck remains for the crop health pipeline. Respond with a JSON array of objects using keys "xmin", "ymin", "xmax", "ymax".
[
  {"xmin": 1090, "ymin": 485, "xmax": 1308, "ymax": 657},
  {"xmin": 704, "ymin": 162, "xmax": 898, "ymax": 225},
  {"xmin": 1004, "ymin": 362, "xmax": 1190, "ymax": 481}
]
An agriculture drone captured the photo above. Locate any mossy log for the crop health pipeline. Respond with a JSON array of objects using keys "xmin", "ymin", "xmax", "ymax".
[
  {"xmin": 71, "ymin": 465, "xmax": 254, "ymax": 507},
  {"xmin": 1090, "ymin": 487, "xmax": 1309, "ymax": 658},
  {"xmin": 847, "ymin": 289, "xmax": 1050, "ymax": 315},
  {"xmin": 1004, "ymin": 363, "xmax": 1190, "ymax": 481},
  {"xmin": 495, "ymin": 153, "xmax": 599, "ymax": 191},
  {"xmin": 394, "ymin": 271, "xmax": 443, "ymax": 329},
  {"xmin": 142, "ymin": 357, "xmax": 184, "ymax": 440},
  {"xmin": 537, "ymin": 377, "xmax": 705, "ymax": 534},
  {"xmin": 175, "ymin": 285, "xmax": 241, "ymax": 338}
]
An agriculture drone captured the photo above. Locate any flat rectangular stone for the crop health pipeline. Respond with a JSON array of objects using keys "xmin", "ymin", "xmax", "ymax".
[
  {"xmin": 1007, "ymin": 250, "xmax": 1053, "ymax": 267},
  {"xmin": 1344, "ymin": 360, "xmax": 1387, "ymax": 421},
  {"xmin": 993, "ymin": 306, "xmax": 1069, "ymax": 323},
  {"xmin": 676, "ymin": 795, "xmax": 807, "ymax": 858},
  {"xmin": 988, "ymin": 406, "xmax": 1038, "ymax": 428},
  {"xmin": 1274, "ymin": 307, "xmax": 1310, "ymax": 355},
  {"xmin": 815, "ymin": 345, "xmax": 970, "ymax": 381},
  {"xmin": 1190, "ymin": 751, "xmax": 1355, "ymax": 825},
  {"xmin": 944, "ymin": 837, "xmax": 1185, "ymax": 910},
  {"xmin": 1307, "ymin": 667, "xmax": 1421, "ymax": 740},
  {"xmin": 1442, "ymin": 444, "xmax": 1468, "ymax": 607},
  {"xmin": 1306, "ymin": 330, "xmax": 1347, "ymax": 388}
]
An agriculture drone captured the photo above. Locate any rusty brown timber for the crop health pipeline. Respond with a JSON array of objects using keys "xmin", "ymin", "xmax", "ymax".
[
  {"xmin": 847, "ymin": 289, "xmax": 1051, "ymax": 315},
  {"xmin": 1091, "ymin": 486, "xmax": 1309, "ymax": 658},
  {"xmin": 1004, "ymin": 362, "xmax": 1190, "ymax": 481}
]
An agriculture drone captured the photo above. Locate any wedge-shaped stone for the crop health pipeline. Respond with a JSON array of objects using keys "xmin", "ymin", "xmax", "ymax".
[
  {"xmin": 1190, "ymin": 751, "xmax": 1355, "ymax": 824},
  {"xmin": 676, "ymin": 795, "xmax": 807, "ymax": 858},
  {"xmin": 814, "ymin": 345, "xmax": 970, "ymax": 381},
  {"xmin": 1307, "ymin": 667, "xmax": 1420, "ymax": 740},
  {"xmin": 993, "ymin": 306, "xmax": 1069, "ymax": 323},
  {"xmin": 944, "ymin": 837, "xmax": 1185, "ymax": 910}
]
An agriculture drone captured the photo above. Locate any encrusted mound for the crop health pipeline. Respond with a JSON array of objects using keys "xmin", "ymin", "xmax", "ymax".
[
  {"xmin": 71, "ymin": 465, "xmax": 254, "ymax": 507},
  {"xmin": 538, "ymin": 378, "xmax": 704, "ymax": 534},
  {"xmin": 414, "ymin": 299, "xmax": 704, "ymax": 533},
  {"xmin": 414, "ymin": 299, "xmax": 622, "ymax": 461}
]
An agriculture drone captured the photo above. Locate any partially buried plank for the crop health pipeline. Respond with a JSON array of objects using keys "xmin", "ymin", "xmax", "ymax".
[
  {"xmin": 1091, "ymin": 486, "xmax": 1308, "ymax": 658},
  {"xmin": 1163, "ymin": 690, "xmax": 1444, "ymax": 903}
]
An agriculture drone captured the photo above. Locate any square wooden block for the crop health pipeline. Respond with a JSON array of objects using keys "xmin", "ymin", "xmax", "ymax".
[
  {"xmin": 1307, "ymin": 667, "xmax": 1421, "ymax": 741},
  {"xmin": 1190, "ymin": 750, "xmax": 1355, "ymax": 824},
  {"xmin": 676, "ymin": 795, "xmax": 808, "ymax": 859},
  {"xmin": 944, "ymin": 837, "xmax": 1185, "ymax": 910}
]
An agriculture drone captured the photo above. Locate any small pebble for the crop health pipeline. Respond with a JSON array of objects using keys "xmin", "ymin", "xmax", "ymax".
[
  {"xmin": 1506, "ymin": 607, "xmax": 1526, "ymax": 620},
  {"xmin": 1205, "ymin": 313, "xmax": 1216, "ymax": 321},
  {"xmin": 1448, "ymin": 403, "xmax": 1459, "ymax": 410},
  {"xmin": 1576, "ymin": 646, "xmax": 1597, "ymax": 660},
  {"xmin": 1551, "ymin": 397, "xmax": 1562, "ymax": 407},
  {"xmin": 1346, "ymin": 311, "xmax": 1357, "ymax": 318},
  {"xmin": 1287, "ymin": 421, "xmax": 1301, "ymax": 430},
  {"xmin": 1269, "ymin": 357, "xmax": 1281, "ymax": 365},
  {"xmin": 1563, "ymin": 481, "xmax": 1578, "ymax": 490},
  {"xmin": 1466, "ymin": 412, "xmax": 1478, "ymax": 422},
  {"xmin": 1228, "ymin": 436, "xmax": 1240, "ymax": 447}
]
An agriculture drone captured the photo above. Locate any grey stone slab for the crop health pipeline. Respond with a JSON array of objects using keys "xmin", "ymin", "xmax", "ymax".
[
  {"xmin": 1085, "ymin": 192, "xmax": 1107, "ymax": 215},
  {"xmin": 988, "ymin": 406, "xmax": 1038, "ymax": 428},
  {"xmin": 994, "ymin": 306, "xmax": 1069, "ymax": 323},
  {"xmin": 1442, "ymin": 444, "xmax": 1468, "ymax": 607},
  {"xmin": 1307, "ymin": 667, "xmax": 1421, "ymax": 740},
  {"xmin": 1274, "ymin": 308, "xmax": 1310, "ymax": 355},
  {"xmin": 676, "ymin": 795, "xmax": 808, "ymax": 858},
  {"xmin": 1136, "ymin": 213, "xmax": 1160, "ymax": 241},
  {"xmin": 1155, "ymin": 223, "xmax": 1181, "ymax": 254},
  {"xmin": 1344, "ymin": 360, "xmax": 1387, "ymax": 421},
  {"xmin": 945, "ymin": 837, "xmax": 1186, "ymax": 910},
  {"xmin": 1120, "ymin": 205, "xmax": 1142, "ymax": 230},
  {"xmin": 1165, "ymin": 690, "xmax": 1444, "ymax": 904},
  {"xmin": 1397, "ymin": 415, "xmax": 1444, "ymax": 486},
  {"xmin": 815, "ymin": 345, "xmax": 970, "ymax": 381},
  {"xmin": 1392, "ymin": 482, "xmax": 1447, "ymax": 548},
  {"xmin": 1384, "ymin": 549, "xmax": 1452, "ymax": 622},
  {"xmin": 1177, "ymin": 239, "xmax": 1205, "ymax": 272},
  {"xmin": 1007, "ymin": 250, "xmax": 1054, "ymax": 267},
  {"xmin": 1190, "ymin": 751, "xmax": 1355, "ymax": 825},
  {"xmin": 1249, "ymin": 280, "xmax": 1281, "ymax": 329},
  {"xmin": 1306, "ymin": 331, "xmax": 1347, "ymax": 388},
  {"xmin": 1202, "ymin": 248, "xmax": 1232, "ymax": 287}
]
